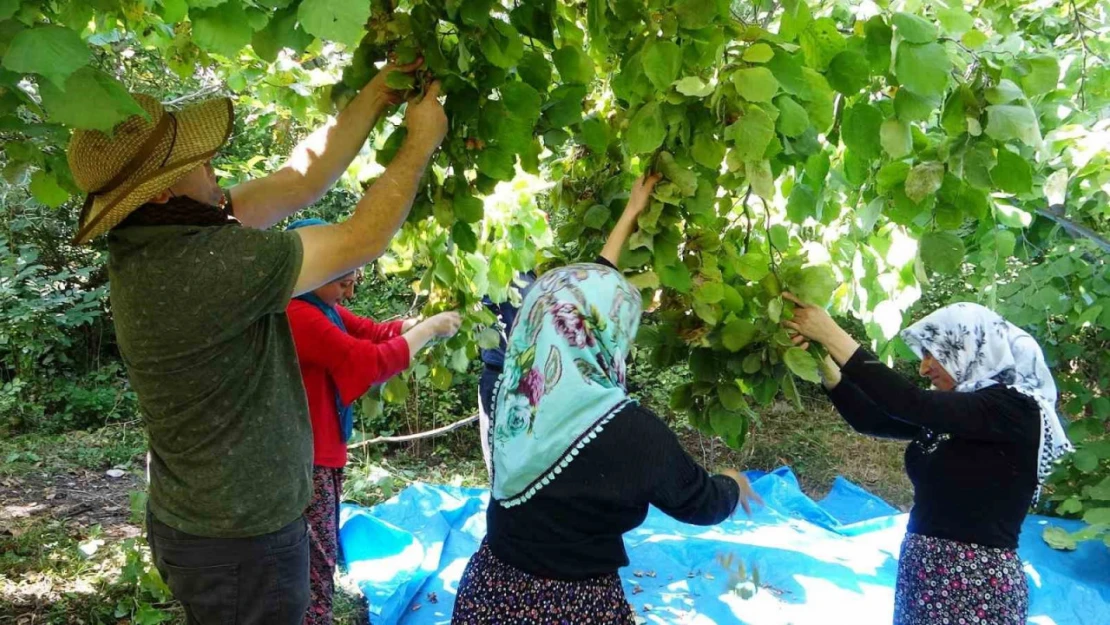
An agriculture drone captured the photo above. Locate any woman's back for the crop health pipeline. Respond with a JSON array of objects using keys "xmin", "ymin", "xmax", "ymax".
[{"xmin": 488, "ymin": 402, "xmax": 738, "ymax": 580}]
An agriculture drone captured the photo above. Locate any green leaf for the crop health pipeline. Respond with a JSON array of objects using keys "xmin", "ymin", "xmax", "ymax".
[
  {"xmin": 876, "ymin": 161, "xmax": 910, "ymax": 195},
  {"xmin": 192, "ymin": 1, "xmax": 253, "ymax": 57},
  {"xmin": 732, "ymin": 67, "xmax": 779, "ymax": 102},
  {"xmin": 518, "ymin": 49, "xmax": 552, "ymax": 91},
  {"xmin": 784, "ymin": 347, "xmax": 821, "ymax": 383},
  {"xmin": 658, "ymin": 262, "xmax": 693, "ymax": 293},
  {"xmin": 478, "ymin": 328, "xmax": 501, "ymax": 350},
  {"xmin": 790, "ymin": 265, "xmax": 837, "ymax": 307},
  {"xmin": 892, "ymin": 12, "xmax": 938, "ymax": 44},
  {"xmin": 895, "ymin": 42, "xmax": 950, "ymax": 98},
  {"xmin": 936, "ymin": 6, "xmax": 974, "ymax": 35},
  {"xmin": 643, "ymin": 40, "xmax": 683, "ymax": 91},
  {"xmin": 961, "ymin": 29, "xmax": 988, "ymax": 48},
  {"xmin": 579, "ymin": 117, "xmax": 609, "ymax": 153},
  {"xmin": 786, "ymin": 183, "xmax": 817, "ymax": 223},
  {"xmin": 454, "ymin": 193, "xmax": 484, "ymax": 223},
  {"xmin": 718, "ymin": 383, "xmax": 746, "ymax": 411},
  {"xmin": 479, "ymin": 21, "xmax": 524, "ymax": 69},
  {"xmin": 583, "ymin": 204, "xmax": 610, "ymax": 230},
  {"xmin": 747, "ymin": 159, "xmax": 774, "ymax": 201},
  {"xmin": 451, "ymin": 221, "xmax": 479, "ymax": 253},
  {"xmin": 880, "ymin": 119, "xmax": 912, "ymax": 159},
  {"xmin": 726, "ymin": 106, "xmax": 775, "ymax": 161},
  {"xmin": 743, "ymin": 43, "xmax": 775, "ymax": 63},
  {"xmin": 864, "ymin": 16, "xmax": 893, "ymax": 73},
  {"xmin": 984, "ymin": 104, "xmax": 1042, "ymax": 147},
  {"xmin": 1042, "ymin": 526, "xmax": 1078, "ymax": 551},
  {"xmin": 1074, "ymin": 448, "xmax": 1099, "ymax": 473},
  {"xmin": 1021, "ymin": 55, "xmax": 1059, "ymax": 97},
  {"xmin": 722, "ymin": 319, "xmax": 757, "ymax": 352},
  {"xmin": 39, "ymin": 67, "xmax": 147, "ymax": 132},
  {"xmin": 383, "ymin": 376, "xmax": 410, "ymax": 404},
  {"xmin": 502, "ymin": 81, "xmax": 542, "ymax": 123},
  {"xmin": 543, "ymin": 84, "xmax": 587, "ymax": 127},
  {"xmin": 990, "ymin": 149, "xmax": 1033, "ymax": 195},
  {"xmin": 29, "ymin": 170, "xmax": 69, "ymax": 208},
  {"xmin": 894, "ymin": 89, "xmax": 940, "ymax": 122},
  {"xmin": 775, "ymin": 96, "xmax": 809, "ymax": 138},
  {"xmin": 692, "ymin": 131, "xmax": 726, "ymax": 170},
  {"xmin": 298, "ymin": 0, "xmax": 370, "ymax": 47},
  {"xmin": 842, "ymin": 103, "xmax": 883, "ymax": 161},
  {"xmin": 0, "ymin": 0, "xmax": 19, "ymax": 21},
  {"xmin": 657, "ymin": 152, "xmax": 698, "ymax": 196},
  {"xmin": 460, "ymin": 0, "xmax": 495, "ymax": 28},
  {"xmin": 675, "ymin": 0, "xmax": 721, "ymax": 30},
  {"xmin": 799, "ymin": 18, "xmax": 846, "ymax": 71},
  {"xmin": 985, "ymin": 79, "xmax": 1025, "ymax": 105},
  {"xmin": 920, "ymin": 231, "xmax": 965, "ymax": 275},
  {"xmin": 1057, "ymin": 497, "xmax": 1084, "ymax": 515},
  {"xmin": 476, "ymin": 145, "xmax": 516, "ymax": 181},
  {"xmin": 826, "ymin": 50, "xmax": 870, "ymax": 95},
  {"xmin": 674, "ymin": 76, "xmax": 714, "ymax": 97},
  {"xmin": 904, "ymin": 162, "xmax": 944, "ymax": 204},
  {"xmin": 626, "ymin": 101, "xmax": 666, "ymax": 154},
  {"xmin": 737, "ymin": 251, "xmax": 771, "ymax": 282},
  {"xmin": 553, "ymin": 44, "xmax": 594, "ymax": 84},
  {"xmin": 1082, "ymin": 507, "xmax": 1110, "ymax": 526},
  {"xmin": 385, "ymin": 72, "xmax": 415, "ymax": 90},
  {"xmin": 252, "ymin": 6, "xmax": 313, "ymax": 62},
  {"xmin": 696, "ymin": 281, "xmax": 724, "ymax": 304},
  {"xmin": 2, "ymin": 25, "xmax": 91, "ymax": 89}
]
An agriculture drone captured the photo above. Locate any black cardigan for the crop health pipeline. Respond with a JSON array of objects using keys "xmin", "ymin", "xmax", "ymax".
[
  {"xmin": 829, "ymin": 347, "xmax": 1040, "ymax": 549},
  {"xmin": 487, "ymin": 402, "xmax": 740, "ymax": 580}
]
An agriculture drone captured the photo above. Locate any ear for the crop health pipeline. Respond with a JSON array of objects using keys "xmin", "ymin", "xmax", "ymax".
[{"xmin": 148, "ymin": 189, "xmax": 173, "ymax": 204}]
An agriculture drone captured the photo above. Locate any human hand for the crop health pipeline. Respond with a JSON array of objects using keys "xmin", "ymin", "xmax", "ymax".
[
  {"xmin": 781, "ymin": 292, "xmax": 842, "ymax": 346},
  {"xmin": 403, "ymin": 81, "xmax": 447, "ymax": 154},
  {"xmin": 622, "ymin": 173, "xmax": 662, "ymax": 220},
  {"xmin": 364, "ymin": 59, "xmax": 419, "ymax": 107},
  {"xmin": 365, "ymin": 59, "xmax": 424, "ymax": 107},
  {"xmin": 425, "ymin": 311, "xmax": 462, "ymax": 338},
  {"xmin": 721, "ymin": 469, "xmax": 764, "ymax": 518}
]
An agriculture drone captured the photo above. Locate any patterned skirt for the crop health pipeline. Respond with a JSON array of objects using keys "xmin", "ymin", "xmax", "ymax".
[
  {"xmin": 451, "ymin": 541, "xmax": 635, "ymax": 625},
  {"xmin": 894, "ymin": 532, "xmax": 1028, "ymax": 625}
]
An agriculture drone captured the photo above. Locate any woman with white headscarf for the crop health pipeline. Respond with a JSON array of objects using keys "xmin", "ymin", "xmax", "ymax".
[{"xmin": 782, "ymin": 296, "xmax": 1071, "ymax": 625}]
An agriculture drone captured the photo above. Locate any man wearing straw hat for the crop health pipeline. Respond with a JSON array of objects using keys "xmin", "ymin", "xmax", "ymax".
[{"xmin": 66, "ymin": 62, "xmax": 446, "ymax": 624}]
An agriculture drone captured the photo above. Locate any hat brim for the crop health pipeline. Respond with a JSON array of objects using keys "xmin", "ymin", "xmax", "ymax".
[{"xmin": 73, "ymin": 97, "xmax": 234, "ymax": 244}]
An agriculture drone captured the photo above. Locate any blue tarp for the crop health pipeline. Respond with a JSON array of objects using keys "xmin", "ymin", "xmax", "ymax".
[{"xmin": 339, "ymin": 468, "xmax": 1110, "ymax": 625}]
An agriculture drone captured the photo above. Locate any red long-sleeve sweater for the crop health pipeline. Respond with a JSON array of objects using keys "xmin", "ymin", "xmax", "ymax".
[{"xmin": 287, "ymin": 300, "xmax": 410, "ymax": 468}]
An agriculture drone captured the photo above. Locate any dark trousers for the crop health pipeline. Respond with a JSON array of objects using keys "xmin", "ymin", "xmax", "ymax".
[{"xmin": 147, "ymin": 509, "xmax": 310, "ymax": 625}]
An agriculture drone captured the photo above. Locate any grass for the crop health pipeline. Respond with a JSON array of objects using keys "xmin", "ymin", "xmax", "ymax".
[{"xmin": 1, "ymin": 395, "xmax": 913, "ymax": 624}]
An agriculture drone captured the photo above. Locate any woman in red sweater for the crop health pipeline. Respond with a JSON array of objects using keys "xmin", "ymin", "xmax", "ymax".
[{"xmin": 286, "ymin": 218, "xmax": 461, "ymax": 625}]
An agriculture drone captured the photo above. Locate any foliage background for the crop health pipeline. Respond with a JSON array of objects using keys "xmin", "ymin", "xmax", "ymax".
[{"xmin": 2, "ymin": 0, "xmax": 1110, "ymax": 620}]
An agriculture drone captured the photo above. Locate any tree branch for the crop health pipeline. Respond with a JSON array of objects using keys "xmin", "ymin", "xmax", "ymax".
[
  {"xmin": 347, "ymin": 414, "xmax": 478, "ymax": 448},
  {"xmin": 1037, "ymin": 205, "xmax": 1110, "ymax": 254}
]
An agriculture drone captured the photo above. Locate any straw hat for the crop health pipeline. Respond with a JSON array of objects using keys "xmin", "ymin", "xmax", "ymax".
[{"xmin": 67, "ymin": 93, "xmax": 234, "ymax": 244}]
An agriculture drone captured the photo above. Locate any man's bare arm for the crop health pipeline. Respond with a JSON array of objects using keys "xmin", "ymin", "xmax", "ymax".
[
  {"xmin": 230, "ymin": 61, "xmax": 421, "ymax": 229},
  {"xmin": 292, "ymin": 83, "xmax": 447, "ymax": 296}
]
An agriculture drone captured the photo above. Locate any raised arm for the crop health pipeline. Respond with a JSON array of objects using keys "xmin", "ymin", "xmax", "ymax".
[
  {"xmin": 599, "ymin": 173, "xmax": 660, "ymax": 267},
  {"xmin": 822, "ymin": 355, "xmax": 919, "ymax": 440},
  {"xmin": 784, "ymin": 295, "xmax": 1038, "ymax": 443},
  {"xmin": 229, "ymin": 61, "xmax": 423, "ymax": 229},
  {"xmin": 291, "ymin": 83, "xmax": 447, "ymax": 296}
]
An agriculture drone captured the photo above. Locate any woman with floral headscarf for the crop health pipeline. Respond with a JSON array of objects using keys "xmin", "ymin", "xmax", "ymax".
[
  {"xmin": 450, "ymin": 177, "xmax": 763, "ymax": 624},
  {"xmin": 782, "ymin": 295, "xmax": 1072, "ymax": 625}
]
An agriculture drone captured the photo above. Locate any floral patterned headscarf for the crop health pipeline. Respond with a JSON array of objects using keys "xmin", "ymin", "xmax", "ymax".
[
  {"xmin": 901, "ymin": 302, "xmax": 1072, "ymax": 498},
  {"xmin": 490, "ymin": 263, "xmax": 642, "ymax": 507}
]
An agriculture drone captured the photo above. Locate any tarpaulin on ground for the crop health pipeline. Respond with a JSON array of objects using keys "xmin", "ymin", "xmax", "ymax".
[{"xmin": 339, "ymin": 467, "xmax": 1110, "ymax": 625}]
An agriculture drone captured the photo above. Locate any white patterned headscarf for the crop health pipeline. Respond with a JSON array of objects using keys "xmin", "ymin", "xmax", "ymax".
[{"xmin": 900, "ymin": 302, "xmax": 1072, "ymax": 498}]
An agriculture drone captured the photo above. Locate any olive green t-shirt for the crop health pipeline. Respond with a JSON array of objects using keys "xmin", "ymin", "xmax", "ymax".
[{"xmin": 108, "ymin": 223, "xmax": 311, "ymax": 538}]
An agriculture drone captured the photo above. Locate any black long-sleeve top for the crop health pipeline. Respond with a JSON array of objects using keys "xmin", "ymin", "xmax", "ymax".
[
  {"xmin": 827, "ymin": 347, "xmax": 1040, "ymax": 549},
  {"xmin": 487, "ymin": 402, "xmax": 741, "ymax": 580}
]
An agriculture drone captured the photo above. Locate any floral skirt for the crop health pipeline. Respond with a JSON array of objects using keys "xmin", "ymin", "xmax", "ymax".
[
  {"xmin": 305, "ymin": 465, "xmax": 344, "ymax": 625},
  {"xmin": 894, "ymin": 532, "xmax": 1028, "ymax": 625},
  {"xmin": 451, "ymin": 541, "xmax": 635, "ymax": 625}
]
